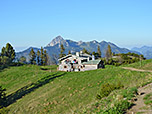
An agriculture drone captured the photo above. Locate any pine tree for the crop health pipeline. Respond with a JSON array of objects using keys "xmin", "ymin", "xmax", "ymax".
[
  {"xmin": 43, "ymin": 50, "xmax": 48, "ymax": 65},
  {"xmin": 1, "ymin": 47, "xmax": 6, "ymax": 57},
  {"xmin": 92, "ymin": 51, "xmax": 95, "ymax": 55},
  {"xmin": 97, "ymin": 45, "xmax": 101, "ymax": 58},
  {"xmin": 0, "ymin": 56, "xmax": 1, "ymax": 65},
  {"xmin": 1, "ymin": 43, "xmax": 15, "ymax": 65},
  {"xmin": 40, "ymin": 47, "xmax": 44, "ymax": 65},
  {"xmin": 82, "ymin": 48, "xmax": 90, "ymax": 54},
  {"xmin": 59, "ymin": 44, "xmax": 65, "ymax": 58},
  {"xmin": 68, "ymin": 50, "xmax": 71, "ymax": 54},
  {"xmin": 29, "ymin": 48, "xmax": 36, "ymax": 64},
  {"xmin": 37, "ymin": 50, "xmax": 40, "ymax": 65},
  {"xmin": 1, "ymin": 47, "xmax": 8, "ymax": 65},
  {"xmin": 1, "ymin": 56, "xmax": 9, "ymax": 65},
  {"xmin": 19, "ymin": 56, "xmax": 26, "ymax": 64},
  {"xmin": 106, "ymin": 45, "xmax": 112, "ymax": 61},
  {"xmin": 0, "ymin": 86, "xmax": 6, "ymax": 107}
]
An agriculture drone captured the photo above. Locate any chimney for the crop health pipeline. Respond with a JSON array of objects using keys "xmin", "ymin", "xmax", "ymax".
[
  {"xmin": 87, "ymin": 57, "xmax": 90, "ymax": 61},
  {"xmin": 92, "ymin": 55, "xmax": 95, "ymax": 60},
  {"xmin": 76, "ymin": 52, "xmax": 79, "ymax": 57}
]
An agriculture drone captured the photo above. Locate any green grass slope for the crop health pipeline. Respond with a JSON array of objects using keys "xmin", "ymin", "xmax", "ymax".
[
  {"xmin": 124, "ymin": 59, "xmax": 152, "ymax": 70},
  {"xmin": 0, "ymin": 62, "xmax": 152, "ymax": 114}
]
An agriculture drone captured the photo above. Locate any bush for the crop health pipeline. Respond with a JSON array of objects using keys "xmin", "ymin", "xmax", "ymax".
[
  {"xmin": 97, "ymin": 82, "xmax": 124, "ymax": 99},
  {"xmin": 121, "ymin": 87, "xmax": 138, "ymax": 100},
  {"xmin": 0, "ymin": 86, "xmax": 6, "ymax": 108},
  {"xmin": 143, "ymin": 92, "xmax": 152, "ymax": 106},
  {"xmin": 103, "ymin": 100, "xmax": 133, "ymax": 114},
  {"xmin": 114, "ymin": 62, "xmax": 121, "ymax": 66},
  {"xmin": 0, "ymin": 107, "xmax": 9, "ymax": 114}
]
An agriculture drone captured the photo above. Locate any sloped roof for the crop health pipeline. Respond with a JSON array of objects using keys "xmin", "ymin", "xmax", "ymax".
[
  {"xmin": 82, "ymin": 60, "xmax": 101, "ymax": 65},
  {"xmin": 58, "ymin": 53, "xmax": 92, "ymax": 61},
  {"xmin": 79, "ymin": 53, "xmax": 92, "ymax": 58},
  {"xmin": 58, "ymin": 54, "xmax": 72, "ymax": 61}
]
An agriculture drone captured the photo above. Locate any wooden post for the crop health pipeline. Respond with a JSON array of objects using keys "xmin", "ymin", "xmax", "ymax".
[{"xmin": 140, "ymin": 55, "xmax": 142, "ymax": 67}]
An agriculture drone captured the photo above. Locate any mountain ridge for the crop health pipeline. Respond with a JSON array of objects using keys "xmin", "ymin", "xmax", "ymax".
[
  {"xmin": 16, "ymin": 36, "xmax": 141, "ymax": 64},
  {"xmin": 132, "ymin": 46, "xmax": 152, "ymax": 59}
]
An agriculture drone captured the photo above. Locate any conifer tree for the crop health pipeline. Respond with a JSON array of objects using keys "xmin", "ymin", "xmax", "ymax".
[
  {"xmin": 40, "ymin": 47, "xmax": 44, "ymax": 65},
  {"xmin": 29, "ymin": 48, "xmax": 36, "ymax": 64},
  {"xmin": 19, "ymin": 56, "xmax": 26, "ymax": 64},
  {"xmin": 68, "ymin": 50, "xmax": 71, "ymax": 54},
  {"xmin": 5, "ymin": 43, "xmax": 15, "ymax": 61},
  {"xmin": 1, "ymin": 47, "xmax": 9, "ymax": 65},
  {"xmin": 82, "ymin": 48, "xmax": 90, "ymax": 54},
  {"xmin": 92, "ymin": 51, "xmax": 95, "ymax": 55},
  {"xmin": 97, "ymin": 45, "xmax": 101, "ymax": 58},
  {"xmin": 59, "ymin": 44, "xmax": 65, "ymax": 58},
  {"xmin": 1, "ymin": 43, "xmax": 15, "ymax": 65},
  {"xmin": 0, "ymin": 56, "xmax": 9, "ymax": 65},
  {"xmin": 1, "ymin": 47, "xmax": 6, "ymax": 57},
  {"xmin": 43, "ymin": 50, "xmax": 48, "ymax": 65},
  {"xmin": 37, "ymin": 50, "xmax": 40, "ymax": 65},
  {"xmin": 0, "ymin": 56, "xmax": 1, "ymax": 65},
  {"xmin": 106, "ymin": 45, "xmax": 112, "ymax": 61}
]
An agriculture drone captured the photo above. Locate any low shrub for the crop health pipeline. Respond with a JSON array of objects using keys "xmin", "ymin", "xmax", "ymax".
[
  {"xmin": 0, "ymin": 86, "xmax": 6, "ymax": 108},
  {"xmin": 103, "ymin": 100, "xmax": 133, "ymax": 114},
  {"xmin": 122, "ymin": 87, "xmax": 138, "ymax": 100},
  {"xmin": 96, "ymin": 82, "xmax": 124, "ymax": 99},
  {"xmin": 143, "ymin": 92, "xmax": 152, "ymax": 106},
  {"xmin": 0, "ymin": 107, "xmax": 9, "ymax": 114}
]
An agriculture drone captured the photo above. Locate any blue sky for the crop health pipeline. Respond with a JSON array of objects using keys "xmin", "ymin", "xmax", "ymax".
[{"xmin": 0, "ymin": 0, "xmax": 152, "ymax": 52}]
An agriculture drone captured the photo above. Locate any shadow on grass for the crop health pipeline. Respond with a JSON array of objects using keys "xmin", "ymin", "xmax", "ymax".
[
  {"xmin": 41, "ymin": 68, "xmax": 50, "ymax": 70},
  {"xmin": 4, "ymin": 72, "xmax": 66, "ymax": 107},
  {"xmin": 0, "ymin": 63, "xmax": 24, "ymax": 72},
  {"xmin": 0, "ymin": 65, "xmax": 9, "ymax": 72}
]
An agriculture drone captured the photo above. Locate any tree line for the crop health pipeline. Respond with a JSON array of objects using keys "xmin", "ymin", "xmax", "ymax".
[
  {"xmin": 59, "ymin": 44, "xmax": 112, "ymax": 60},
  {"xmin": 0, "ymin": 43, "xmax": 50, "ymax": 67},
  {"xmin": 59, "ymin": 44, "xmax": 102, "ymax": 58},
  {"xmin": 29, "ymin": 47, "xmax": 49, "ymax": 65},
  {"xmin": 59, "ymin": 43, "xmax": 145, "ymax": 66}
]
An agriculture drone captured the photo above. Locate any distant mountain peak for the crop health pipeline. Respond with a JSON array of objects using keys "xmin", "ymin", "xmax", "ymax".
[
  {"xmin": 92, "ymin": 40, "xmax": 98, "ymax": 43},
  {"xmin": 100, "ymin": 40, "xmax": 107, "ymax": 43},
  {"xmin": 47, "ymin": 35, "xmax": 65, "ymax": 47},
  {"xmin": 78, "ymin": 41, "xmax": 83, "ymax": 45},
  {"xmin": 55, "ymin": 35, "xmax": 64, "ymax": 40}
]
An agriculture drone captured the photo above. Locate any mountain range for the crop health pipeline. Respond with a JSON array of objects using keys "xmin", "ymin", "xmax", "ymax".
[
  {"xmin": 16, "ymin": 36, "xmax": 150, "ymax": 64},
  {"xmin": 131, "ymin": 46, "xmax": 152, "ymax": 59}
]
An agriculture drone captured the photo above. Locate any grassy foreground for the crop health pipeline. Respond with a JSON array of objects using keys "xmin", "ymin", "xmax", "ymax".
[{"xmin": 0, "ymin": 60, "xmax": 152, "ymax": 114}]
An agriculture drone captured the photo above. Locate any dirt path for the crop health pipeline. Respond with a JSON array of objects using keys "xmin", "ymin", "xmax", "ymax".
[
  {"xmin": 122, "ymin": 67, "xmax": 152, "ymax": 113},
  {"xmin": 122, "ymin": 67, "xmax": 152, "ymax": 73},
  {"xmin": 127, "ymin": 83, "xmax": 152, "ymax": 114}
]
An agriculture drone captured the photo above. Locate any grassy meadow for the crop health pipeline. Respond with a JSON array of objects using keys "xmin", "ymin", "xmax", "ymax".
[
  {"xmin": 124, "ymin": 59, "xmax": 152, "ymax": 70},
  {"xmin": 0, "ymin": 59, "xmax": 152, "ymax": 113}
]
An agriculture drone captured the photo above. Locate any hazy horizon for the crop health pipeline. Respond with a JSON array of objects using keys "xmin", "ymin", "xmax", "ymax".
[{"xmin": 1, "ymin": 36, "xmax": 151, "ymax": 52}]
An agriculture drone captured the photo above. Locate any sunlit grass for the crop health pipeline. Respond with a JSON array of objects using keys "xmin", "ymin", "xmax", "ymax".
[{"xmin": 0, "ymin": 61, "xmax": 152, "ymax": 113}]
